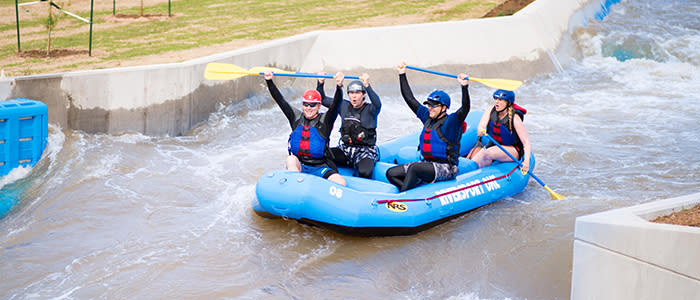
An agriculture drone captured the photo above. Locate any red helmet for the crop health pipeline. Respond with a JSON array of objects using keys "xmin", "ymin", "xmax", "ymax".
[{"xmin": 302, "ymin": 89, "xmax": 322, "ymax": 103}]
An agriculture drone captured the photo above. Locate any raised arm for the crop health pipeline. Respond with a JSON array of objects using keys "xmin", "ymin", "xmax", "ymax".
[
  {"xmin": 264, "ymin": 71, "xmax": 297, "ymax": 129},
  {"xmin": 362, "ymin": 73, "xmax": 382, "ymax": 113},
  {"xmin": 323, "ymin": 72, "xmax": 345, "ymax": 130},
  {"xmin": 453, "ymin": 73, "xmax": 471, "ymax": 122},
  {"xmin": 316, "ymin": 73, "xmax": 334, "ymax": 108},
  {"xmin": 441, "ymin": 74, "xmax": 472, "ymax": 140},
  {"xmin": 397, "ymin": 64, "xmax": 420, "ymax": 113}
]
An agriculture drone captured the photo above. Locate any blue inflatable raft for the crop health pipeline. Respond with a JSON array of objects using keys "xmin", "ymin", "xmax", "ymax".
[{"xmin": 253, "ymin": 111, "xmax": 533, "ymax": 236}]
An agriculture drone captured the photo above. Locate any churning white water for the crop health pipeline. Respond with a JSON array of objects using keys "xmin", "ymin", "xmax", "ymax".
[{"xmin": 2, "ymin": 0, "xmax": 699, "ymax": 299}]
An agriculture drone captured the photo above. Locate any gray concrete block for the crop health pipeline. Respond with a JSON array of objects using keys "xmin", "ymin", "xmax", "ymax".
[{"xmin": 572, "ymin": 192, "xmax": 700, "ymax": 300}]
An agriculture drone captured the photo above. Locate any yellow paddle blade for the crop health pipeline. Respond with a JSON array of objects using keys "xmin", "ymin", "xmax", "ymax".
[
  {"xmin": 204, "ymin": 63, "xmax": 258, "ymax": 81},
  {"xmin": 470, "ymin": 77, "xmax": 523, "ymax": 91},
  {"xmin": 544, "ymin": 185, "xmax": 566, "ymax": 200},
  {"xmin": 248, "ymin": 66, "xmax": 296, "ymax": 75}
]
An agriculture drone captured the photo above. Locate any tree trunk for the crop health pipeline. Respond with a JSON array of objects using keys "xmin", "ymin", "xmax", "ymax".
[{"xmin": 47, "ymin": 2, "xmax": 52, "ymax": 56}]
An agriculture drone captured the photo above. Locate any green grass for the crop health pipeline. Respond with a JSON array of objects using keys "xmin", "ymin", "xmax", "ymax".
[{"xmin": 1, "ymin": 0, "xmax": 509, "ymax": 76}]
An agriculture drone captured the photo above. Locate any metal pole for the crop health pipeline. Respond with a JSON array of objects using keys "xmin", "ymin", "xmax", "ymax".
[
  {"xmin": 112, "ymin": 0, "xmax": 115, "ymax": 16},
  {"xmin": 168, "ymin": 0, "xmax": 171, "ymax": 17},
  {"xmin": 15, "ymin": 0, "xmax": 21, "ymax": 52},
  {"xmin": 89, "ymin": 0, "xmax": 94, "ymax": 56}
]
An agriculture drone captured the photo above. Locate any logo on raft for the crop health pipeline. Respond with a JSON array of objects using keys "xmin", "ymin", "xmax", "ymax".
[
  {"xmin": 386, "ymin": 201, "xmax": 407, "ymax": 212},
  {"xmin": 434, "ymin": 175, "xmax": 501, "ymax": 206}
]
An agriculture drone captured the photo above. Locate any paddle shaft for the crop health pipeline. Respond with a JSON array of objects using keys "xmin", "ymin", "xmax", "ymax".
[
  {"xmin": 482, "ymin": 133, "xmax": 548, "ymax": 187},
  {"xmin": 262, "ymin": 72, "xmax": 360, "ymax": 79},
  {"xmin": 406, "ymin": 65, "xmax": 462, "ymax": 79},
  {"xmin": 204, "ymin": 63, "xmax": 362, "ymax": 81},
  {"xmin": 404, "ymin": 65, "xmax": 523, "ymax": 91}
]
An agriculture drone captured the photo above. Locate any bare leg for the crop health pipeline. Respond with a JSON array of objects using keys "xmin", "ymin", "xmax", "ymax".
[
  {"xmin": 286, "ymin": 155, "xmax": 301, "ymax": 172},
  {"xmin": 472, "ymin": 146, "xmax": 519, "ymax": 168},
  {"xmin": 328, "ymin": 173, "xmax": 346, "ymax": 186}
]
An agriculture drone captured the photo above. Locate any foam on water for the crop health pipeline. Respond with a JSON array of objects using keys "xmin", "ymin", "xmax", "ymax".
[
  {"xmin": 0, "ymin": 124, "xmax": 64, "ymax": 191},
  {"xmin": 2, "ymin": 0, "xmax": 700, "ymax": 299}
]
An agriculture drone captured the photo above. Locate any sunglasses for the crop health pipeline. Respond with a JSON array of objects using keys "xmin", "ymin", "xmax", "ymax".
[
  {"xmin": 425, "ymin": 101, "xmax": 442, "ymax": 108},
  {"xmin": 303, "ymin": 102, "xmax": 319, "ymax": 107}
]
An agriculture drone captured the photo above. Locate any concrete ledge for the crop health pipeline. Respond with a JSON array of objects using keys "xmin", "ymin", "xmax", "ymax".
[
  {"xmin": 572, "ymin": 192, "xmax": 700, "ymax": 300},
  {"xmin": 1, "ymin": 0, "xmax": 619, "ymax": 135}
]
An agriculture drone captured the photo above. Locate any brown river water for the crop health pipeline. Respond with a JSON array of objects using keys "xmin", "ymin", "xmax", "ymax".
[{"xmin": 2, "ymin": 1, "xmax": 699, "ymax": 299}]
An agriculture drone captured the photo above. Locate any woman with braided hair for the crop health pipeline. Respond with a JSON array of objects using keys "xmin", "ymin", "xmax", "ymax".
[{"xmin": 470, "ymin": 89, "xmax": 532, "ymax": 173}]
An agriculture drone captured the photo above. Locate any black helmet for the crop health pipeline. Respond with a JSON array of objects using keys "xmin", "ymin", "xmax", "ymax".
[{"xmin": 347, "ymin": 80, "xmax": 366, "ymax": 94}]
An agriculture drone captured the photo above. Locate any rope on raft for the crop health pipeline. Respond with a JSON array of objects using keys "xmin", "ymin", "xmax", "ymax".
[{"xmin": 376, "ymin": 165, "xmax": 520, "ymax": 204}]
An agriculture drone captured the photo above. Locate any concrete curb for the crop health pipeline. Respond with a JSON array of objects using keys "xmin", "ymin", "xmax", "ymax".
[
  {"xmin": 571, "ymin": 192, "xmax": 700, "ymax": 300},
  {"xmin": 1, "ymin": 0, "xmax": 618, "ymax": 135}
]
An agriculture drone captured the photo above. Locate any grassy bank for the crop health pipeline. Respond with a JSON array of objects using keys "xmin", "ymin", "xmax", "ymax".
[{"xmin": 1, "ymin": 0, "xmax": 514, "ymax": 76}]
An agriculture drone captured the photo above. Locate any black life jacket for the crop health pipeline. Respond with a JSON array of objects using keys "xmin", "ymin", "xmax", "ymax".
[{"xmin": 340, "ymin": 104, "xmax": 377, "ymax": 146}]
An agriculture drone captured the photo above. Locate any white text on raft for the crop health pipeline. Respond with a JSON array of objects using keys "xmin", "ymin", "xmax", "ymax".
[{"xmin": 436, "ymin": 175, "xmax": 501, "ymax": 206}]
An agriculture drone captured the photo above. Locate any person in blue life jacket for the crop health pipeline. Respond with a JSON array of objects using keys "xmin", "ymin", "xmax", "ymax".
[
  {"xmin": 470, "ymin": 89, "xmax": 531, "ymax": 173},
  {"xmin": 263, "ymin": 70, "xmax": 347, "ymax": 186},
  {"xmin": 316, "ymin": 72, "xmax": 381, "ymax": 178},
  {"xmin": 385, "ymin": 63, "xmax": 471, "ymax": 192}
]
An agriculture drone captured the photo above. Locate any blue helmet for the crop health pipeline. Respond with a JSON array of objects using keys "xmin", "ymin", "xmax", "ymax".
[
  {"xmin": 425, "ymin": 90, "xmax": 451, "ymax": 108},
  {"xmin": 493, "ymin": 89, "xmax": 515, "ymax": 104}
]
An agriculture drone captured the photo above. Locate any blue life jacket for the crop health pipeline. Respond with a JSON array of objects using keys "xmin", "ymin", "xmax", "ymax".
[
  {"xmin": 419, "ymin": 116, "xmax": 460, "ymax": 166},
  {"xmin": 288, "ymin": 115, "xmax": 329, "ymax": 165},
  {"xmin": 487, "ymin": 104, "xmax": 526, "ymax": 150}
]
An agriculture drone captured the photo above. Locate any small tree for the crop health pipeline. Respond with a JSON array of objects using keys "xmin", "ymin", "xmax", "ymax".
[{"xmin": 45, "ymin": 1, "xmax": 61, "ymax": 55}]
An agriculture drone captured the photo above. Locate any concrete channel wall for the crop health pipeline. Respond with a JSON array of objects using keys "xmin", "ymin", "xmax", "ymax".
[
  {"xmin": 572, "ymin": 192, "xmax": 700, "ymax": 300},
  {"xmin": 0, "ymin": 0, "xmax": 617, "ymax": 136}
]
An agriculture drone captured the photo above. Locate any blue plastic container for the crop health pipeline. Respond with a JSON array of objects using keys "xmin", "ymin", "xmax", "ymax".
[{"xmin": 0, "ymin": 98, "xmax": 48, "ymax": 176}]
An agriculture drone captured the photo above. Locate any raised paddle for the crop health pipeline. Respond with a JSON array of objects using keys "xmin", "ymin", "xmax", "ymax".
[
  {"xmin": 482, "ymin": 132, "xmax": 565, "ymax": 200},
  {"xmin": 204, "ymin": 63, "xmax": 360, "ymax": 80},
  {"xmin": 204, "ymin": 63, "xmax": 256, "ymax": 80},
  {"xmin": 405, "ymin": 65, "xmax": 523, "ymax": 91}
]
